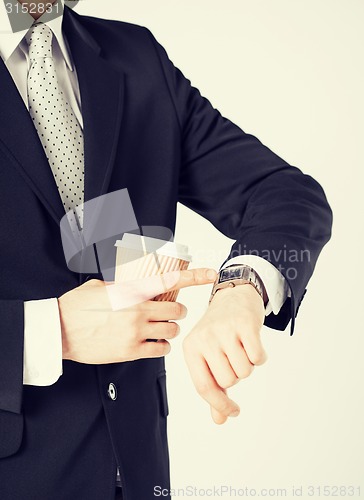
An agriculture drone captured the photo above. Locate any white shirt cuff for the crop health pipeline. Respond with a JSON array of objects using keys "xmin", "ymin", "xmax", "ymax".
[
  {"xmin": 23, "ymin": 298, "xmax": 63, "ymax": 386},
  {"xmin": 222, "ymin": 255, "xmax": 290, "ymax": 316}
]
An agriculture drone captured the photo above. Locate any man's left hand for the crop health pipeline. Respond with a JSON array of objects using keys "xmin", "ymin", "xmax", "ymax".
[{"xmin": 183, "ymin": 284, "xmax": 267, "ymax": 424}]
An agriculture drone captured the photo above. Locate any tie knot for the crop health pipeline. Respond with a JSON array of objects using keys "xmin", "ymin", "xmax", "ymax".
[{"xmin": 26, "ymin": 23, "xmax": 53, "ymax": 62}]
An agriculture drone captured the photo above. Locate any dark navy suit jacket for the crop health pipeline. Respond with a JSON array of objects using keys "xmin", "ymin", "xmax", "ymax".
[{"xmin": 0, "ymin": 6, "xmax": 332, "ymax": 499}]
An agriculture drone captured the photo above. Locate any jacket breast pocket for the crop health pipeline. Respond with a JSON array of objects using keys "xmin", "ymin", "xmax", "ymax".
[
  {"xmin": 0, "ymin": 410, "xmax": 24, "ymax": 458},
  {"xmin": 157, "ymin": 371, "xmax": 169, "ymax": 418}
]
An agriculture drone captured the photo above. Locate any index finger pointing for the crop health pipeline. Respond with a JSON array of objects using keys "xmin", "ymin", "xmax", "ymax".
[
  {"xmin": 105, "ymin": 268, "xmax": 216, "ymax": 311},
  {"xmin": 163, "ymin": 268, "xmax": 217, "ymax": 291}
]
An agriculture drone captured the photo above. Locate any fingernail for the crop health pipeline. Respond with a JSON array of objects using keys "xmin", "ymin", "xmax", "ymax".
[
  {"xmin": 206, "ymin": 269, "xmax": 217, "ymax": 280},
  {"xmin": 162, "ymin": 270, "xmax": 180, "ymax": 289},
  {"xmin": 230, "ymin": 409, "xmax": 240, "ymax": 417}
]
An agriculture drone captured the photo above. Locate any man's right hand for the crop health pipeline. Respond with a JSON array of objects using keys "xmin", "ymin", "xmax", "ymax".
[{"xmin": 58, "ymin": 268, "xmax": 216, "ymax": 364}]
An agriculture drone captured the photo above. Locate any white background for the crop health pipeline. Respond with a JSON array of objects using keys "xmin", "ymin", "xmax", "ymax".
[{"xmin": 76, "ymin": 1, "xmax": 363, "ymax": 498}]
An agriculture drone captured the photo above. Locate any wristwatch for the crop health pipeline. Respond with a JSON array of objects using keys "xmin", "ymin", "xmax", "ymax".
[{"xmin": 209, "ymin": 265, "xmax": 267, "ymax": 305}]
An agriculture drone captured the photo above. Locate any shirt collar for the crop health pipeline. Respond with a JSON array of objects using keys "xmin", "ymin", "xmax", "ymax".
[{"xmin": 0, "ymin": 0, "xmax": 73, "ymax": 71}]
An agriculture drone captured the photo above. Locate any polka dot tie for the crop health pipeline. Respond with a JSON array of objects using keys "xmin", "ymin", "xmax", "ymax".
[{"xmin": 26, "ymin": 23, "xmax": 84, "ymax": 228}]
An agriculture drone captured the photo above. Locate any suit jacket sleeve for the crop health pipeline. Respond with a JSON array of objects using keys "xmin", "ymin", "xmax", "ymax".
[{"xmin": 148, "ymin": 31, "xmax": 333, "ymax": 333}]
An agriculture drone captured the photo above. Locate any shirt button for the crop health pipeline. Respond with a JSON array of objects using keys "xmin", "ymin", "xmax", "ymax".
[{"xmin": 107, "ymin": 383, "xmax": 117, "ymax": 401}]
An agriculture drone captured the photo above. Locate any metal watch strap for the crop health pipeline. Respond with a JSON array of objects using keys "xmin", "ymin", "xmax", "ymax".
[{"xmin": 209, "ymin": 265, "xmax": 266, "ymax": 304}]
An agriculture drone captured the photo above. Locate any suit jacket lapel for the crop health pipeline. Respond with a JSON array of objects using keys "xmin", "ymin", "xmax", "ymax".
[
  {"xmin": 62, "ymin": 7, "xmax": 125, "ymax": 205},
  {"xmin": 0, "ymin": 60, "xmax": 66, "ymax": 224}
]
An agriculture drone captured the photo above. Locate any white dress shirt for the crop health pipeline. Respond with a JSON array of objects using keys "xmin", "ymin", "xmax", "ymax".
[{"xmin": 0, "ymin": 1, "xmax": 288, "ymax": 387}]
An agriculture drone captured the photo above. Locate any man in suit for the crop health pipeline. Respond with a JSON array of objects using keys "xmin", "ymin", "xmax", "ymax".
[{"xmin": 0, "ymin": 0, "xmax": 332, "ymax": 499}]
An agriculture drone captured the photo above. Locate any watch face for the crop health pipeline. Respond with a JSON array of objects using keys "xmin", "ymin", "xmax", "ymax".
[{"xmin": 219, "ymin": 266, "xmax": 243, "ymax": 282}]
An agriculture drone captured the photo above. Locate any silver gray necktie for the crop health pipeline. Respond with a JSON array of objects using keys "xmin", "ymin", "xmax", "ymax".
[{"xmin": 26, "ymin": 22, "xmax": 84, "ymax": 227}]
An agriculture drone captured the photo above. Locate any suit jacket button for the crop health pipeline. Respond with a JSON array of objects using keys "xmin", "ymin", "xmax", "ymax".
[{"xmin": 107, "ymin": 383, "xmax": 117, "ymax": 401}]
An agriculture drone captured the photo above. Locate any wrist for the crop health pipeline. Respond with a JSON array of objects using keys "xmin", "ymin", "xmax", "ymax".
[
  {"xmin": 208, "ymin": 284, "xmax": 265, "ymax": 326},
  {"xmin": 210, "ymin": 280, "xmax": 265, "ymax": 305}
]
